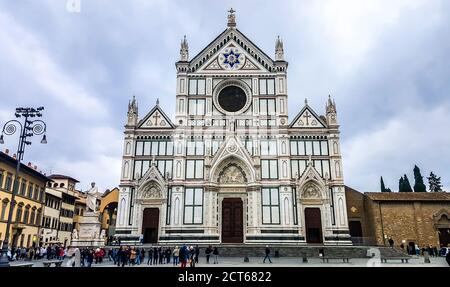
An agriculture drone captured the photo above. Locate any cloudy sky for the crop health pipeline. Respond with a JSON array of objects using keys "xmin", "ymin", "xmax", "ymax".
[{"xmin": 0, "ymin": 0, "xmax": 449, "ymax": 192}]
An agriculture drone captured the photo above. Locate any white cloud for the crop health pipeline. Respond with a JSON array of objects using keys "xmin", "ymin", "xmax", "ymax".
[
  {"xmin": 343, "ymin": 103, "xmax": 450, "ymax": 192},
  {"xmin": 0, "ymin": 11, "xmax": 107, "ymax": 119}
]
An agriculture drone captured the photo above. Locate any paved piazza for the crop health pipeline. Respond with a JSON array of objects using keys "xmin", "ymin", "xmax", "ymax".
[{"xmin": 10, "ymin": 256, "xmax": 449, "ymax": 267}]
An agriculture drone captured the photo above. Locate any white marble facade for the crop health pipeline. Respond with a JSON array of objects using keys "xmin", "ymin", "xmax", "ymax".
[{"xmin": 115, "ymin": 10, "xmax": 351, "ymax": 245}]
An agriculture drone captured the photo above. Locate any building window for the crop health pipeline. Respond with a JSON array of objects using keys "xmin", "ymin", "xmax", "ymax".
[
  {"xmin": 292, "ymin": 188, "xmax": 298, "ymax": 225},
  {"xmin": 186, "ymin": 140, "xmax": 204, "ymax": 156},
  {"xmin": 244, "ymin": 139, "xmax": 254, "ymax": 155},
  {"xmin": 188, "ymin": 79, "xmax": 206, "ymax": 95},
  {"xmin": 36, "ymin": 209, "xmax": 42, "ymax": 226},
  {"xmin": 135, "ymin": 140, "xmax": 174, "ymax": 156},
  {"xmin": 261, "ymin": 160, "xmax": 278, "ymax": 179},
  {"xmin": 188, "ymin": 99, "xmax": 206, "ymax": 116},
  {"xmin": 290, "ymin": 140, "xmax": 329, "ymax": 156},
  {"xmin": 30, "ymin": 209, "xmax": 36, "ymax": 225},
  {"xmin": 33, "ymin": 185, "xmax": 39, "ymax": 200},
  {"xmin": 1, "ymin": 199, "xmax": 8, "ymax": 220},
  {"xmin": 259, "ymin": 78, "xmax": 275, "ymax": 95},
  {"xmin": 259, "ymin": 99, "xmax": 276, "ymax": 116},
  {"xmin": 185, "ymin": 160, "xmax": 204, "ymax": 179},
  {"xmin": 166, "ymin": 188, "xmax": 172, "ymax": 225},
  {"xmin": 330, "ymin": 188, "xmax": 335, "ymax": 225},
  {"xmin": 27, "ymin": 183, "xmax": 33, "ymax": 198},
  {"xmin": 39, "ymin": 188, "xmax": 44, "ymax": 202},
  {"xmin": 262, "ymin": 187, "xmax": 280, "ymax": 224},
  {"xmin": 0, "ymin": 170, "xmax": 3, "ymax": 189},
  {"xmin": 183, "ymin": 188, "xmax": 203, "ymax": 224},
  {"xmin": 133, "ymin": 160, "xmax": 173, "ymax": 179},
  {"xmin": 5, "ymin": 173, "xmax": 12, "ymax": 191},
  {"xmin": 128, "ymin": 188, "xmax": 134, "ymax": 226},
  {"xmin": 23, "ymin": 206, "xmax": 30, "ymax": 224},
  {"xmin": 290, "ymin": 159, "xmax": 330, "ymax": 179},
  {"xmin": 211, "ymin": 140, "xmax": 224, "ymax": 155},
  {"xmin": 20, "ymin": 179, "xmax": 26, "ymax": 196},
  {"xmin": 260, "ymin": 140, "xmax": 277, "ymax": 156},
  {"xmin": 15, "ymin": 204, "xmax": 23, "ymax": 223}
]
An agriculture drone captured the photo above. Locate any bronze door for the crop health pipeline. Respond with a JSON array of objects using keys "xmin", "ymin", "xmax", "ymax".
[
  {"xmin": 222, "ymin": 198, "xmax": 243, "ymax": 243},
  {"xmin": 142, "ymin": 208, "xmax": 159, "ymax": 243},
  {"xmin": 305, "ymin": 208, "xmax": 323, "ymax": 244}
]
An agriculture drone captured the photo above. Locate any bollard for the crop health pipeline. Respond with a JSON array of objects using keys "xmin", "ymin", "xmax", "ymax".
[
  {"xmin": 302, "ymin": 253, "xmax": 308, "ymax": 263},
  {"xmin": 424, "ymin": 251, "xmax": 431, "ymax": 263},
  {"xmin": 244, "ymin": 256, "xmax": 249, "ymax": 263},
  {"xmin": 274, "ymin": 250, "xmax": 280, "ymax": 258}
]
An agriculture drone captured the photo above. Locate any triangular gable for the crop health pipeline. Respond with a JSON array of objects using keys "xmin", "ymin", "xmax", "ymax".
[
  {"xmin": 189, "ymin": 28, "xmax": 276, "ymax": 74},
  {"xmin": 209, "ymin": 136, "xmax": 256, "ymax": 183},
  {"xmin": 138, "ymin": 104, "xmax": 174, "ymax": 129},
  {"xmin": 289, "ymin": 105, "xmax": 327, "ymax": 129}
]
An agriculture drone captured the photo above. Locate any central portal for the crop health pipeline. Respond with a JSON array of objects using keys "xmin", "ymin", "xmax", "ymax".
[
  {"xmin": 142, "ymin": 208, "xmax": 159, "ymax": 244},
  {"xmin": 222, "ymin": 198, "xmax": 243, "ymax": 243}
]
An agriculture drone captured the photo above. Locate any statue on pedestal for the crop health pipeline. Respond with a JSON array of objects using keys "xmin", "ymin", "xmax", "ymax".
[
  {"xmin": 72, "ymin": 229, "xmax": 79, "ymax": 239},
  {"xmin": 86, "ymin": 182, "xmax": 100, "ymax": 213}
]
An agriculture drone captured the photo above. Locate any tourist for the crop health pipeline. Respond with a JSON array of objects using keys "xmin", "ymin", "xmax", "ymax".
[
  {"xmin": 165, "ymin": 247, "xmax": 171, "ymax": 264},
  {"xmin": 194, "ymin": 245, "xmax": 200, "ymax": 264},
  {"xmin": 135, "ymin": 247, "xmax": 141, "ymax": 265},
  {"xmin": 86, "ymin": 250, "xmax": 94, "ymax": 267},
  {"xmin": 388, "ymin": 238, "xmax": 394, "ymax": 248},
  {"xmin": 130, "ymin": 247, "xmax": 137, "ymax": 265},
  {"xmin": 213, "ymin": 246, "xmax": 219, "ymax": 264},
  {"xmin": 140, "ymin": 248, "xmax": 146, "ymax": 264},
  {"xmin": 172, "ymin": 246, "xmax": 179, "ymax": 266},
  {"xmin": 263, "ymin": 245, "xmax": 272, "ymax": 263},
  {"xmin": 153, "ymin": 247, "xmax": 159, "ymax": 265},
  {"xmin": 446, "ymin": 249, "xmax": 450, "ymax": 266},
  {"xmin": 147, "ymin": 248, "xmax": 153, "ymax": 265},
  {"xmin": 205, "ymin": 245, "xmax": 212, "ymax": 264},
  {"xmin": 158, "ymin": 247, "xmax": 164, "ymax": 264},
  {"xmin": 189, "ymin": 246, "xmax": 195, "ymax": 267},
  {"xmin": 179, "ymin": 244, "xmax": 188, "ymax": 268}
]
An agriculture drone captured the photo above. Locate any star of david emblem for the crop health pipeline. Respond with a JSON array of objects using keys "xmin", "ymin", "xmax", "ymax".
[{"xmin": 223, "ymin": 50, "xmax": 241, "ymax": 68}]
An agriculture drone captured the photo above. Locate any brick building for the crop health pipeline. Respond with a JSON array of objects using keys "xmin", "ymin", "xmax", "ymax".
[{"xmin": 346, "ymin": 186, "xmax": 450, "ymax": 249}]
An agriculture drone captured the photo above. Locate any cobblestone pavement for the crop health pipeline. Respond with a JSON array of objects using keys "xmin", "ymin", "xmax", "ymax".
[{"xmin": 10, "ymin": 256, "xmax": 449, "ymax": 267}]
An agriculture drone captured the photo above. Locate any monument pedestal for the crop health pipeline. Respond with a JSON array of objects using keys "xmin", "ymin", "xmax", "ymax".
[{"xmin": 71, "ymin": 212, "xmax": 105, "ymax": 248}]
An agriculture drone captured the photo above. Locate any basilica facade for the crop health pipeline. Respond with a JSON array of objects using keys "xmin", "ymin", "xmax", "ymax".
[{"xmin": 115, "ymin": 11, "xmax": 351, "ymax": 245}]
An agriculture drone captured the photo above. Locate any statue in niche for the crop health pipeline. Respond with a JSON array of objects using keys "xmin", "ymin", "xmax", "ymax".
[
  {"xmin": 302, "ymin": 182, "xmax": 321, "ymax": 198},
  {"xmin": 219, "ymin": 164, "xmax": 246, "ymax": 184}
]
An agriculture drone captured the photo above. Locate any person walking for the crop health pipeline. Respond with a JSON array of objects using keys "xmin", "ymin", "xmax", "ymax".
[
  {"xmin": 158, "ymin": 247, "xmax": 164, "ymax": 264},
  {"xmin": 194, "ymin": 245, "xmax": 200, "ymax": 264},
  {"xmin": 130, "ymin": 247, "xmax": 137, "ymax": 265},
  {"xmin": 147, "ymin": 248, "xmax": 153, "ymax": 265},
  {"xmin": 189, "ymin": 246, "xmax": 195, "ymax": 267},
  {"xmin": 388, "ymin": 238, "xmax": 394, "ymax": 248},
  {"xmin": 141, "ymin": 248, "xmax": 146, "ymax": 264},
  {"xmin": 205, "ymin": 245, "xmax": 212, "ymax": 264},
  {"xmin": 172, "ymin": 246, "xmax": 179, "ymax": 266},
  {"xmin": 213, "ymin": 247, "xmax": 219, "ymax": 264},
  {"xmin": 263, "ymin": 245, "xmax": 272, "ymax": 263},
  {"xmin": 166, "ymin": 247, "xmax": 171, "ymax": 264}
]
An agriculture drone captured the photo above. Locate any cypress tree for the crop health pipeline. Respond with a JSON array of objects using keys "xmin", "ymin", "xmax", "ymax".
[
  {"xmin": 403, "ymin": 175, "xmax": 413, "ymax": 192},
  {"xmin": 380, "ymin": 176, "xmax": 387, "ymax": 192},
  {"xmin": 413, "ymin": 165, "xmax": 427, "ymax": 192},
  {"xmin": 399, "ymin": 177, "xmax": 405, "ymax": 192}
]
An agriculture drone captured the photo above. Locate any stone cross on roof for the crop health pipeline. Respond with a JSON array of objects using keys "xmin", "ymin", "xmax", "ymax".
[{"xmin": 227, "ymin": 8, "xmax": 236, "ymax": 27}]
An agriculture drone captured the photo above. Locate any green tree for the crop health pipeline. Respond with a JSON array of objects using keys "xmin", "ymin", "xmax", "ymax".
[
  {"xmin": 381, "ymin": 176, "xmax": 387, "ymax": 192},
  {"xmin": 427, "ymin": 172, "xmax": 443, "ymax": 192},
  {"xmin": 403, "ymin": 175, "xmax": 413, "ymax": 192},
  {"xmin": 413, "ymin": 165, "xmax": 427, "ymax": 192},
  {"xmin": 399, "ymin": 176, "xmax": 405, "ymax": 192}
]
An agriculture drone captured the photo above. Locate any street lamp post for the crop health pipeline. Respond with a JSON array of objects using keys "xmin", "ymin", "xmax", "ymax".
[{"xmin": 0, "ymin": 107, "xmax": 47, "ymax": 267}]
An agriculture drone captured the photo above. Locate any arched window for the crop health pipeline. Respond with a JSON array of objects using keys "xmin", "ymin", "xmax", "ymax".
[
  {"xmin": 30, "ymin": 207, "xmax": 36, "ymax": 225},
  {"xmin": 15, "ymin": 203, "xmax": 24, "ymax": 223},
  {"xmin": 1, "ymin": 198, "xmax": 9, "ymax": 221},
  {"xmin": 36, "ymin": 208, "xmax": 42, "ymax": 226},
  {"xmin": 23, "ymin": 205, "xmax": 31, "ymax": 224}
]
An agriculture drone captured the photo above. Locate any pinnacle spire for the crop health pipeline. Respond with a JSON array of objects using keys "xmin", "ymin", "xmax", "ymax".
[
  {"xmin": 275, "ymin": 35, "xmax": 284, "ymax": 61},
  {"xmin": 180, "ymin": 35, "xmax": 189, "ymax": 61}
]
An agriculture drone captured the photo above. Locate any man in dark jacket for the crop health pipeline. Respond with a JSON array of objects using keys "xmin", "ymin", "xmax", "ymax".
[
  {"xmin": 194, "ymin": 245, "xmax": 200, "ymax": 264},
  {"xmin": 263, "ymin": 245, "xmax": 272, "ymax": 263},
  {"xmin": 205, "ymin": 246, "xmax": 212, "ymax": 264},
  {"xmin": 147, "ymin": 248, "xmax": 153, "ymax": 265},
  {"xmin": 446, "ymin": 249, "xmax": 450, "ymax": 266}
]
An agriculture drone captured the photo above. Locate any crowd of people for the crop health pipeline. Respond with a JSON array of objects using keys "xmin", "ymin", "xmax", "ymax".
[
  {"xmin": 107, "ymin": 245, "xmax": 220, "ymax": 267},
  {"xmin": 5, "ymin": 243, "xmax": 67, "ymax": 261}
]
